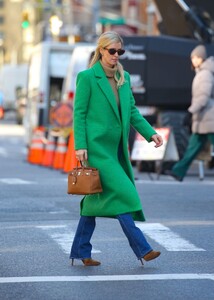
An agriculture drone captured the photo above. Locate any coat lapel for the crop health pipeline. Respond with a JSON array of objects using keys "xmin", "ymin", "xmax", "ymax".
[
  {"xmin": 93, "ymin": 62, "xmax": 121, "ymax": 123},
  {"xmin": 118, "ymin": 80, "xmax": 129, "ymax": 129}
]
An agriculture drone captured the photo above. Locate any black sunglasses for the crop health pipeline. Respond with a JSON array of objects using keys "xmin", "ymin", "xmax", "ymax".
[{"xmin": 104, "ymin": 48, "xmax": 125, "ymax": 56}]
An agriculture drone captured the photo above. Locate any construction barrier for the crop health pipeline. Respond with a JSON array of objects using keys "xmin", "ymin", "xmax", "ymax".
[
  {"xmin": 41, "ymin": 130, "xmax": 56, "ymax": 167},
  {"xmin": 52, "ymin": 135, "xmax": 67, "ymax": 170},
  {"xmin": 27, "ymin": 127, "xmax": 45, "ymax": 164},
  {"xmin": 63, "ymin": 130, "xmax": 78, "ymax": 173}
]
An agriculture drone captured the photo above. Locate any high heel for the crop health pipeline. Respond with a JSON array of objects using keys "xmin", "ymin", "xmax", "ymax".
[
  {"xmin": 139, "ymin": 258, "xmax": 144, "ymax": 266},
  {"xmin": 82, "ymin": 258, "xmax": 101, "ymax": 266},
  {"xmin": 143, "ymin": 250, "xmax": 161, "ymax": 262}
]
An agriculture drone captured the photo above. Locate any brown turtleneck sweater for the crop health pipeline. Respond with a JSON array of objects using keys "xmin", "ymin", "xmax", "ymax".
[{"xmin": 100, "ymin": 60, "xmax": 120, "ymax": 107}]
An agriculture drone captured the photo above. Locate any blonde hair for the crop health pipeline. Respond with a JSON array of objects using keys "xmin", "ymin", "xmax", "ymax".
[{"xmin": 89, "ymin": 31, "xmax": 125, "ymax": 87}]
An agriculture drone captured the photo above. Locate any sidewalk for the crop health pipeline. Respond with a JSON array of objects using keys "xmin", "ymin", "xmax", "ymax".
[{"xmin": 133, "ymin": 160, "xmax": 214, "ymax": 183}]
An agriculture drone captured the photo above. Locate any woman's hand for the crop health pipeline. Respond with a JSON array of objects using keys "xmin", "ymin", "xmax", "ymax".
[
  {"xmin": 151, "ymin": 134, "xmax": 163, "ymax": 148},
  {"xmin": 75, "ymin": 149, "xmax": 88, "ymax": 161}
]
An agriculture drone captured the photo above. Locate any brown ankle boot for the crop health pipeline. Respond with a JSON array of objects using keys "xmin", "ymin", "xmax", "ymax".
[
  {"xmin": 143, "ymin": 250, "xmax": 161, "ymax": 262},
  {"xmin": 82, "ymin": 258, "xmax": 101, "ymax": 266}
]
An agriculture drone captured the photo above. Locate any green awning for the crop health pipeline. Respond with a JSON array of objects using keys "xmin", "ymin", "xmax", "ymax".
[{"xmin": 99, "ymin": 17, "xmax": 125, "ymax": 25}]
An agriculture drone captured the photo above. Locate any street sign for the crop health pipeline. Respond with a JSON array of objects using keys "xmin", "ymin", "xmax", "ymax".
[
  {"xmin": 49, "ymin": 103, "xmax": 73, "ymax": 127},
  {"xmin": 131, "ymin": 127, "xmax": 179, "ymax": 162}
]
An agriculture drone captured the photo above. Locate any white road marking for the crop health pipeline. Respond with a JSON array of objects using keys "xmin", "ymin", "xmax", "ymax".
[
  {"xmin": 36, "ymin": 225, "xmax": 67, "ymax": 229},
  {"xmin": 37, "ymin": 223, "xmax": 205, "ymax": 254},
  {"xmin": 0, "ymin": 178, "xmax": 37, "ymax": 185},
  {"xmin": 49, "ymin": 211, "xmax": 70, "ymax": 214},
  {"xmin": 0, "ymin": 124, "xmax": 25, "ymax": 136},
  {"xmin": 37, "ymin": 225, "xmax": 101, "ymax": 254},
  {"xmin": 0, "ymin": 274, "xmax": 214, "ymax": 283},
  {"xmin": 136, "ymin": 223, "xmax": 205, "ymax": 251},
  {"xmin": 1, "ymin": 220, "xmax": 214, "ymax": 230}
]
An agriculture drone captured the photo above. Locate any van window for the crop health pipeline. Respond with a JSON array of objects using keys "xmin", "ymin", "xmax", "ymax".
[
  {"xmin": 49, "ymin": 50, "xmax": 71, "ymax": 77},
  {"xmin": 49, "ymin": 77, "xmax": 64, "ymax": 109}
]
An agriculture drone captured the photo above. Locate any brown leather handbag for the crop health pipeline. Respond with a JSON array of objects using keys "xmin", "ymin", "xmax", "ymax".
[{"xmin": 67, "ymin": 162, "xmax": 103, "ymax": 195}]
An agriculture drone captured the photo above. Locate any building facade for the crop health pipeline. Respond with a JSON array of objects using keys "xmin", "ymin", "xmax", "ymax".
[
  {"xmin": 0, "ymin": 0, "xmax": 158, "ymax": 64},
  {"xmin": 0, "ymin": 0, "xmax": 23, "ymax": 64}
]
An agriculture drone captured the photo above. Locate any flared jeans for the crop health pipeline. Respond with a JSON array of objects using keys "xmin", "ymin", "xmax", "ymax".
[{"xmin": 70, "ymin": 213, "xmax": 152, "ymax": 260}]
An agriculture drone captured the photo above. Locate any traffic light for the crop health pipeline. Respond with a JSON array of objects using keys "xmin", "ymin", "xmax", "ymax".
[{"xmin": 22, "ymin": 11, "xmax": 30, "ymax": 29}]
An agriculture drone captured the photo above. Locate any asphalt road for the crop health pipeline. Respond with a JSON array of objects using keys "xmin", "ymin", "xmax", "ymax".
[{"xmin": 0, "ymin": 121, "xmax": 214, "ymax": 300}]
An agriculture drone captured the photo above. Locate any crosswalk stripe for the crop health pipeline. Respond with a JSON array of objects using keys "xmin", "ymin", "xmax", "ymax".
[
  {"xmin": 36, "ymin": 225, "xmax": 101, "ymax": 254},
  {"xmin": 0, "ymin": 274, "xmax": 214, "ymax": 283},
  {"xmin": 0, "ymin": 178, "xmax": 36, "ymax": 185},
  {"xmin": 136, "ymin": 223, "xmax": 205, "ymax": 251},
  {"xmin": 37, "ymin": 223, "xmax": 205, "ymax": 255}
]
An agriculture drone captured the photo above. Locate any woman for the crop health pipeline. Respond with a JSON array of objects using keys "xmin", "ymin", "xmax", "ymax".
[
  {"xmin": 70, "ymin": 31, "xmax": 163, "ymax": 266},
  {"xmin": 167, "ymin": 45, "xmax": 214, "ymax": 181}
]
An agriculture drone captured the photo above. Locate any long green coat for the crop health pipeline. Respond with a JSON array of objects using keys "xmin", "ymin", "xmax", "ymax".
[{"xmin": 73, "ymin": 61, "xmax": 156, "ymax": 221}]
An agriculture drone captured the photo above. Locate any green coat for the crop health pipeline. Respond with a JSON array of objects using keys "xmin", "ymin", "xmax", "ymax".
[{"xmin": 74, "ymin": 61, "xmax": 156, "ymax": 221}]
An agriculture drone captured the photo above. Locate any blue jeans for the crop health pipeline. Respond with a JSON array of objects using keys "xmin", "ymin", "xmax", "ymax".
[{"xmin": 70, "ymin": 213, "xmax": 152, "ymax": 260}]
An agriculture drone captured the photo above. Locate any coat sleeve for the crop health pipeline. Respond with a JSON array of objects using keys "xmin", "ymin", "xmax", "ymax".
[
  {"xmin": 188, "ymin": 70, "xmax": 213, "ymax": 114},
  {"xmin": 127, "ymin": 73, "xmax": 157, "ymax": 142},
  {"xmin": 73, "ymin": 71, "xmax": 91, "ymax": 150}
]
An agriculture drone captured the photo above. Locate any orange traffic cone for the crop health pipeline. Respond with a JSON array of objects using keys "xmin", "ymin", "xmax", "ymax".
[
  {"xmin": 63, "ymin": 131, "xmax": 78, "ymax": 173},
  {"xmin": 0, "ymin": 106, "xmax": 4, "ymax": 119},
  {"xmin": 52, "ymin": 136, "xmax": 67, "ymax": 170},
  {"xmin": 41, "ymin": 131, "xmax": 56, "ymax": 167},
  {"xmin": 27, "ymin": 127, "xmax": 45, "ymax": 164}
]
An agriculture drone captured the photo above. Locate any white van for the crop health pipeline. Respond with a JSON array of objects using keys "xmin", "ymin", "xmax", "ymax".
[
  {"xmin": 24, "ymin": 42, "xmax": 74, "ymax": 143},
  {"xmin": 0, "ymin": 64, "xmax": 28, "ymax": 110},
  {"xmin": 24, "ymin": 41, "xmax": 88, "ymax": 144},
  {"xmin": 61, "ymin": 44, "xmax": 95, "ymax": 102}
]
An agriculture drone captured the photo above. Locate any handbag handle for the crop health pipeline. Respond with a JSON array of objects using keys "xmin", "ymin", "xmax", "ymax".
[
  {"xmin": 74, "ymin": 160, "xmax": 98, "ymax": 172},
  {"xmin": 75, "ymin": 160, "xmax": 88, "ymax": 170}
]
